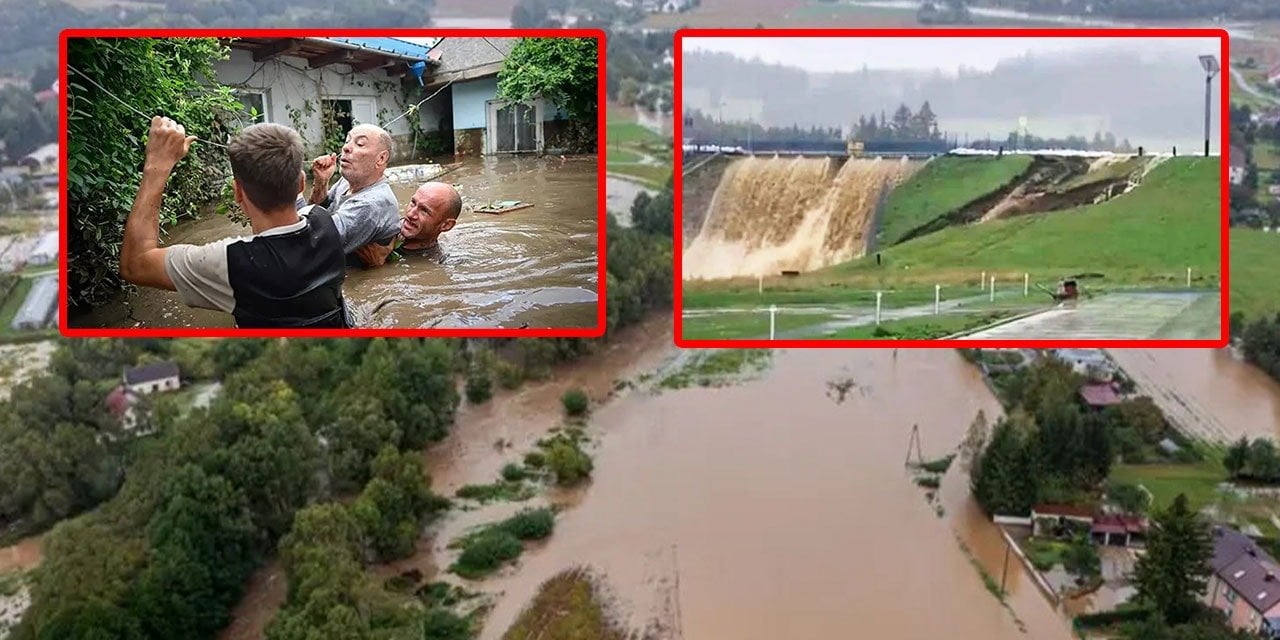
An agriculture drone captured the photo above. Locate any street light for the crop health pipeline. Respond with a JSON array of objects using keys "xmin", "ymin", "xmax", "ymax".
[{"xmin": 1199, "ymin": 54, "xmax": 1219, "ymax": 158}]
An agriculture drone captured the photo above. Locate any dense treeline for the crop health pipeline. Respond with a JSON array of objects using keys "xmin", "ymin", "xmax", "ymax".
[
  {"xmin": 1228, "ymin": 105, "xmax": 1280, "ymax": 227},
  {"xmin": 12, "ymin": 338, "xmax": 458, "ymax": 640},
  {"xmin": 0, "ymin": 0, "xmax": 437, "ymax": 74},
  {"xmin": 606, "ymin": 29, "xmax": 674, "ymax": 114},
  {"xmin": 974, "ymin": 0, "xmax": 1280, "ymax": 19},
  {"xmin": 1241, "ymin": 313, "xmax": 1280, "ymax": 385},
  {"xmin": 851, "ymin": 102, "xmax": 942, "ymax": 142},
  {"xmin": 970, "ymin": 355, "xmax": 1179, "ymax": 516}
]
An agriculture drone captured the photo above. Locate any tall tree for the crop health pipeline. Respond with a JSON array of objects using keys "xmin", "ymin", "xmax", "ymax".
[
  {"xmin": 971, "ymin": 415, "xmax": 1038, "ymax": 516},
  {"xmin": 1132, "ymin": 493, "xmax": 1212, "ymax": 625}
]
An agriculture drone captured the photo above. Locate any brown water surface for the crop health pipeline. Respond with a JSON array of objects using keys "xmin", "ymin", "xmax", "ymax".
[{"xmin": 69, "ymin": 155, "xmax": 600, "ymax": 330}]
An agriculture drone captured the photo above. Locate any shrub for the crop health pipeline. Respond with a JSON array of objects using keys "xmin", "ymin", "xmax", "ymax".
[
  {"xmin": 465, "ymin": 371, "xmax": 492, "ymax": 405},
  {"xmin": 501, "ymin": 463, "xmax": 527, "ymax": 482},
  {"xmin": 502, "ymin": 508, "xmax": 555, "ymax": 541},
  {"xmin": 523, "ymin": 451, "xmax": 546, "ymax": 469},
  {"xmin": 496, "ymin": 360, "xmax": 525, "ymax": 390},
  {"xmin": 561, "ymin": 388, "xmax": 589, "ymax": 417},
  {"xmin": 544, "ymin": 439, "xmax": 593, "ymax": 486},
  {"xmin": 423, "ymin": 607, "xmax": 472, "ymax": 640},
  {"xmin": 453, "ymin": 531, "xmax": 523, "ymax": 579}
]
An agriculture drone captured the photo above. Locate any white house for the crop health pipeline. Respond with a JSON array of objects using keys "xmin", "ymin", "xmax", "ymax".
[
  {"xmin": 212, "ymin": 37, "xmax": 441, "ymax": 161},
  {"xmin": 1230, "ymin": 145, "xmax": 1248, "ymax": 186},
  {"xmin": 20, "ymin": 143, "xmax": 56, "ymax": 175},
  {"xmin": 123, "ymin": 361, "xmax": 180, "ymax": 395},
  {"xmin": 1050, "ymin": 348, "xmax": 1115, "ymax": 380}
]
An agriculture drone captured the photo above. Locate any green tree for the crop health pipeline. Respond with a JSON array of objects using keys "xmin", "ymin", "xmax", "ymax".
[
  {"xmin": 1224, "ymin": 436, "xmax": 1249, "ymax": 479},
  {"xmin": 561, "ymin": 388, "xmax": 589, "ymax": 417},
  {"xmin": 544, "ymin": 439, "xmax": 593, "ymax": 486},
  {"xmin": 351, "ymin": 446, "xmax": 438, "ymax": 562},
  {"xmin": 1063, "ymin": 533, "xmax": 1101, "ymax": 583},
  {"xmin": 971, "ymin": 415, "xmax": 1039, "ymax": 516},
  {"xmin": 1107, "ymin": 481, "xmax": 1150, "ymax": 515},
  {"xmin": 1132, "ymin": 494, "xmax": 1212, "ymax": 625},
  {"xmin": 1248, "ymin": 438, "xmax": 1280, "ymax": 482}
]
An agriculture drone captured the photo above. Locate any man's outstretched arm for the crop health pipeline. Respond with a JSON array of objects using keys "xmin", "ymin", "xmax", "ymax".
[{"xmin": 120, "ymin": 116, "xmax": 194, "ymax": 291}]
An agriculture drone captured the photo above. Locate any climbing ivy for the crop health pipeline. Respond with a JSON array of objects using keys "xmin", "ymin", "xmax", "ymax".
[
  {"xmin": 67, "ymin": 37, "xmax": 241, "ymax": 309},
  {"xmin": 497, "ymin": 37, "xmax": 598, "ymax": 152}
]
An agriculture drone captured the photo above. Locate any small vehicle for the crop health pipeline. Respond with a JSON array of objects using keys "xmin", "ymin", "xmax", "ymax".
[{"xmin": 1035, "ymin": 278, "xmax": 1080, "ymax": 302}]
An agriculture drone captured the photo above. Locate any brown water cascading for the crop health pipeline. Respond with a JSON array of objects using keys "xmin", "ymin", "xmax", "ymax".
[{"xmin": 682, "ymin": 155, "xmax": 918, "ymax": 280}]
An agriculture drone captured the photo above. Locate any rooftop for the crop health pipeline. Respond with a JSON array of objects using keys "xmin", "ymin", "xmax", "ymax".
[
  {"xmin": 124, "ymin": 361, "xmax": 180, "ymax": 386},
  {"xmin": 1080, "ymin": 383, "xmax": 1122, "ymax": 407},
  {"xmin": 1033, "ymin": 503, "xmax": 1094, "ymax": 519}
]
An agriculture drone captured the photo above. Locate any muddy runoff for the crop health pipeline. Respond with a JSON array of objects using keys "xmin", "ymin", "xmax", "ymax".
[
  {"xmin": 1109, "ymin": 348, "xmax": 1280, "ymax": 443},
  {"xmin": 409, "ymin": 345, "xmax": 1073, "ymax": 640},
  {"xmin": 69, "ymin": 155, "xmax": 599, "ymax": 330}
]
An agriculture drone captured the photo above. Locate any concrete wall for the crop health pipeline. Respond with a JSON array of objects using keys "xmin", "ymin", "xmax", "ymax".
[
  {"xmin": 211, "ymin": 49, "xmax": 416, "ymax": 160},
  {"xmin": 452, "ymin": 77, "xmax": 496, "ymax": 130}
]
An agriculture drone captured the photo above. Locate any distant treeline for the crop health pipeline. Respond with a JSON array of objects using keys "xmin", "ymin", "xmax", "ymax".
[{"xmin": 973, "ymin": 0, "xmax": 1280, "ymax": 19}]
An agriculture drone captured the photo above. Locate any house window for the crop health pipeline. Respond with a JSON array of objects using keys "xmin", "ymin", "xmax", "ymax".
[
  {"xmin": 236, "ymin": 91, "xmax": 269, "ymax": 124},
  {"xmin": 1226, "ymin": 589, "xmax": 1238, "ymax": 604}
]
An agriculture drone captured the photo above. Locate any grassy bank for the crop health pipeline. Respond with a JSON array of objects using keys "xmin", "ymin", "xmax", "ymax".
[
  {"xmin": 605, "ymin": 109, "xmax": 671, "ymax": 189},
  {"xmin": 821, "ymin": 310, "xmax": 1020, "ymax": 339},
  {"xmin": 1110, "ymin": 460, "xmax": 1224, "ymax": 512},
  {"xmin": 501, "ymin": 570, "xmax": 624, "ymax": 640},
  {"xmin": 827, "ymin": 157, "xmax": 1220, "ymax": 288},
  {"xmin": 1230, "ymin": 228, "xmax": 1280, "ymax": 321},
  {"xmin": 876, "ymin": 155, "xmax": 1033, "ymax": 247}
]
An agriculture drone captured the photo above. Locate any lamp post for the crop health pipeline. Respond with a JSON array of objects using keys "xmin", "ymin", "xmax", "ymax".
[{"xmin": 1199, "ymin": 55, "xmax": 1219, "ymax": 158}]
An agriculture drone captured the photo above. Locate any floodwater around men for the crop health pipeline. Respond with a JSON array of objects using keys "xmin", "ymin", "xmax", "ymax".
[{"xmin": 68, "ymin": 154, "xmax": 600, "ymax": 330}]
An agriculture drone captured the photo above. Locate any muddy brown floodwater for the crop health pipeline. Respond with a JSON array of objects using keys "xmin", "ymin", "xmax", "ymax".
[
  {"xmin": 416, "ymin": 346, "xmax": 1073, "ymax": 640},
  {"xmin": 1109, "ymin": 349, "xmax": 1280, "ymax": 442},
  {"xmin": 70, "ymin": 155, "xmax": 600, "ymax": 330}
]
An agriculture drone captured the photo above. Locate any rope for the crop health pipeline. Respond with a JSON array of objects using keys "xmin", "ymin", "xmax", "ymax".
[{"xmin": 67, "ymin": 64, "xmax": 230, "ymax": 149}]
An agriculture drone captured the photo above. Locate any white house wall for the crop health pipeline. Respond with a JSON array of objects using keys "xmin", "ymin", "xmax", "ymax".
[{"xmin": 212, "ymin": 48, "xmax": 416, "ymax": 159}]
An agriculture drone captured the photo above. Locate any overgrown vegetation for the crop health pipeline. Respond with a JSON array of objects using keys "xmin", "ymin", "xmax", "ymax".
[
  {"xmin": 500, "ymin": 570, "xmax": 626, "ymax": 640},
  {"xmin": 497, "ymin": 37, "xmax": 598, "ymax": 153},
  {"xmin": 659, "ymin": 349, "xmax": 772, "ymax": 389},
  {"xmin": 66, "ymin": 37, "xmax": 241, "ymax": 309}
]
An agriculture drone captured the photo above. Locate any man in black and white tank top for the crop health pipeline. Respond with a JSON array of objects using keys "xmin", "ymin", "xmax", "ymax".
[{"xmin": 119, "ymin": 117, "xmax": 350, "ymax": 328}]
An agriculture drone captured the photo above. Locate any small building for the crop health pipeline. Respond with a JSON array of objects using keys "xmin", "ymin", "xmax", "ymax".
[
  {"xmin": 419, "ymin": 38, "xmax": 580, "ymax": 156},
  {"xmin": 1230, "ymin": 145, "xmax": 1248, "ymax": 186},
  {"xmin": 19, "ymin": 143, "xmax": 56, "ymax": 175},
  {"xmin": 10, "ymin": 273, "xmax": 57, "ymax": 331},
  {"xmin": 105, "ymin": 383, "xmax": 139, "ymax": 430},
  {"xmin": 1091, "ymin": 514, "xmax": 1147, "ymax": 547},
  {"xmin": 123, "ymin": 361, "xmax": 180, "ymax": 395},
  {"xmin": 1080, "ymin": 383, "xmax": 1123, "ymax": 410},
  {"xmin": 26, "ymin": 230, "xmax": 56, "ymax": 266},
  {"xmin": 1050, "ymin": 348, "xmax": 1114, "ymax": 379},
  {"xmin": 1206, "ymin": 526, "xmax": 1280, "ymax": 637},
  {"xmin": 214, "ymin": 37, "xmax": 439, "ymax": 162}
]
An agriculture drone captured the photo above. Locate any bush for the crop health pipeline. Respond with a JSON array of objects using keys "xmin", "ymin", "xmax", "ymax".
[
  {"xmin": 501, "ymin": 463, "xmax": 527, "ymax": 482},
  {"xmin": 453, "ymin": 531, "xmax": 523, "ymax": 579},
  {"xmin": 561, "ymin": 388, "xmax": 589, "ymax": 417},
  {"xmin": 423, "ymin": 607, "xmax": 472, "ymax": 640},
  {"xmin": 915, "ymin": 475, "xmax": 941, "ymax": 489},
  {"xmin": 502, "ymin": 508, "xmax": 555, "ymax": 541},
  {"xmin": 523, "ymin": 451, "xmax": 546, "ymax": 469},
  {"xmin": 465, "ymin": 364, "xmax": 493, "ymax": 404},
  {"xmin": 496, "ymin": 360, "xmax": 525, "ymax": 390},
  {"xmin": 544, "ymin": 439, "xmax": 593, "ymax": 486}
]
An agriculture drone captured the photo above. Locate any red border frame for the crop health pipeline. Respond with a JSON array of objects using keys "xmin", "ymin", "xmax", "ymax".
[
  {"xmin": 57, "ymin": 28, "xmax": 608, "ymax": 339},
  {"xmin": 672, "ymin": 27, "xmax": 1231, "ymax": 349}
]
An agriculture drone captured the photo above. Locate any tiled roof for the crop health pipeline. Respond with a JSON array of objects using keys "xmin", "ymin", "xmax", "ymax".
[{"xmin": 124, "ymin": 361, "xmax": 179, "ymax": 385}]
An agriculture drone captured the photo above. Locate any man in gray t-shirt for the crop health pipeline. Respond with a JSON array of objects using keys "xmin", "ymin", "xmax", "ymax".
[{"xmin": 296, "ymin": 123, "xmax": 401, "ymax": 257}]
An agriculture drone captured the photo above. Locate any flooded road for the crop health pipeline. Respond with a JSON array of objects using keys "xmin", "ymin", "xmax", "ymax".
[
  {"xmin": 0, "ymin": 536, "xmax": 40, "ymax": 574},
  {"xmin": 69, "ymin": 155, "xmax": 600, "ymax": 330},
  {"xmin": 1109, "ymin": 348, "xmax": 1280, "ymax": 443},
  {"xmin": 425, "ymin": 346, "xmax": 1071, "ymax": 640}
]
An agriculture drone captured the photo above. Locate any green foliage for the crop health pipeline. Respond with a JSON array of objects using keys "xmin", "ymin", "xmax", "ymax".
[
  {"xmin": 501, "ymin": 463, "xmax": 527, "ymax": 482},
  {"xmin": 1224, "ymin": 437, "xmax": 1249, "ymax": 479},
  {"xmin": 497, "ymin": 37, "xmax": 598, "ymax": 123},
  {"xmin": 66, "ymin": 37, "xmax": 240, "ymax": 309},
  {"xmin": 1063, "ymin": 533, "xmax": 1101, "ymax": 581},
  {"xmin": 351, "ymin": 446, "xmax": 439, "ymax": 562},
  {"xmin": 1243, "ymin": 312, "xmax": 1280, "ymax": 383},
  {"xmin": 452, "ymin": 531, "xmax": 523, "ymax": 580},
  {"xmin": 561, "ymin": 388, "xmax": 589, "ymax": 417},
  {"xmin": 1132, "ymin": 494, "xmax": 1213, "ymax": 625},
  {"xmin": 500, "ymin": 508, "xmax": 555, "ymax": 541},
  {"xmin": 455, "ymin": 481, "xmax": 535, "ymax": 504},
  {"xmin": 1107, "ymin": 481, "xmax": 1151, "ymax": 515},
  {"xmin": 423, "ymin": 607, "xmax": 473, "ymax": 640},
  {"xmin": 498, "ymin": 570, "xmax": 626, "ymax": 640},
  {"xmin": 971, "ymin": 414, "xmax": 1038, "ymax": 516},
  {"xmin": 541, "ymin": 437, "xmax": 593, "ymax": 486},
  {"xmin": 466, "ymin": 358, "xmax": 494, "ymax": 405},
  {"xmin": 352, "ymin": 339, "xmax": 460, "ymax": 449},
  {"xmin": 523, "ymin": 451, "xmax": 546, "ymax": 469}
]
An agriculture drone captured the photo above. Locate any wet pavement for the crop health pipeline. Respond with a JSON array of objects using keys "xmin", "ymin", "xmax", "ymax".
[
  {"xmin": 960, "ymin": 291, "xmax": 1220, "ymax": 340},
  {"xmin": 69, "ymin": 155, "xmax": 600, "ymax": 330}
]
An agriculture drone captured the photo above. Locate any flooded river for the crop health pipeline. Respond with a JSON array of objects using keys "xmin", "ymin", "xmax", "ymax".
[
  {"xmin": 69, "ymin": 155, "xmax": 600, "ymax": 330},
  {"xmin": 413, "ymin": 345, "xmax": 1072, "ymax": 640},
  {"xmin": 1110, "ymin": 348, "xmax": 1280, "ymax": 443}
]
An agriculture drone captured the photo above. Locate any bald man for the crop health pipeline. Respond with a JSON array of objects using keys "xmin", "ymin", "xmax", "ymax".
[
  {"xmin": 355, "ymin": 182, "xmax": 463, "ymax": 267},
  {"xmin": 296, "ymin": 123, "xmax": 401, "ymax": 259}
]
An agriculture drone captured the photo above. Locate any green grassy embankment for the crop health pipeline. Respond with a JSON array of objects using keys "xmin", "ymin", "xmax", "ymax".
[{"xmin": 876, "ymin": 155, "xmax": 1034, "ymax": 247}]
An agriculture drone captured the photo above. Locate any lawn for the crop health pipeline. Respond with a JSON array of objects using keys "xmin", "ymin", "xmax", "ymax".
[
  {"xmin": 828, "ymin": 157, "xmax": 1220, "ymax": 288},
  {"xmin": 608, "ymin": 163, "xmax": 670, "ymax": 189},
  {"xmin": 1230, "ymin": 228, "xmax": 1280, "ymax": 321},
  {"xmin": 683, "ymin": 284, "xmax": 987, "ymax": 309},
  {"xmin": 876, "ymin": 155, "xmax": 1034, "ymax": 247},
  {"xmin": 1255, "ymin": 141, "xmax": 1280, "ymax": 173},
  {"xmin": 1110, "ymin": 460, "xmax": 1224, "ymax": 512},
  {"xmin": 820, "ymin": 309, "xmax": 1020, "ymax": 339},
  {"xmin": 606, "ymin": 121, "xmax": 664, "ymax": 146},
  {"xmin": 1022, "ymin": 538, "xmax": 1070, "ymax": 572},
  {"xmin": 607, "ymin": 147, "xmax": 642, "ymax": 164},
  {"xmin": 680, "ymin": 309, "xmax": 834, "ymax": 340}
]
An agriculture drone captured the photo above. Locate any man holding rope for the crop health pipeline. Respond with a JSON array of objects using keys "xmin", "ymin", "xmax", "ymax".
[
  {"xmin": 119, "ymin": 117, "xmax": 352, "ymax": 328},
  {"xmin": 297, "ymin": 123, "xmax": 402, "ymax": 265}
]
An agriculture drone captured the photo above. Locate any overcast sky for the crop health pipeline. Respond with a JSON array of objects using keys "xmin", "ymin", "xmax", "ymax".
[{"xmin": 682, "ymin": 37, "xmax": 1222, "ymax": 74}]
